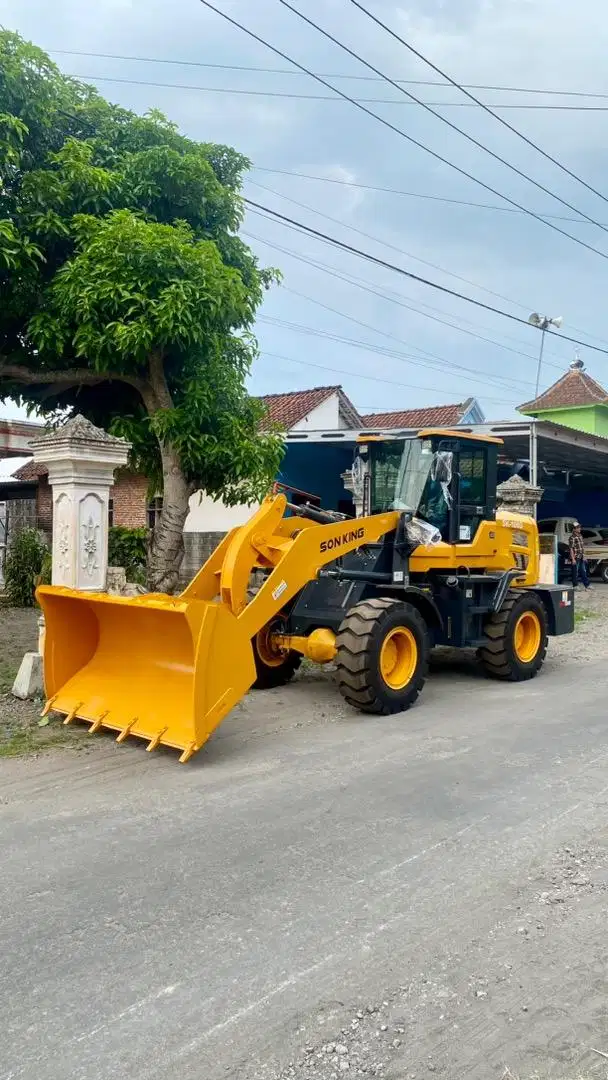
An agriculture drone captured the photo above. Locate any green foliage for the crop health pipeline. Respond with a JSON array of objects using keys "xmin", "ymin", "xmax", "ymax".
[
  {"xmin": 35, "ymin": 550, "xmax": 52, "ymax": 589},
  {"xmin": 108, "ymin": 525, "xmax": 148, "ymax": 583},
  {"xmin": 3, "ymin": 528, "xmax": 48, "ymax": 607},
  {"xmin": 0, "ymin": 31, "xmax": 284, "ymax": 541}
]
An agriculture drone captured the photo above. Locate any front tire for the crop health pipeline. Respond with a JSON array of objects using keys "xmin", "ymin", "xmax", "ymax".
[
  {"xmin": 479, "ymin": 590, "xmax": 547, "ymax": 682},
  {"xmin": 335, "ymin": 597, "xmax": 429, "ymax": 715},
  {"xmin": 251, "ymin": 623, "xmax": 302, "ymax": 689}
]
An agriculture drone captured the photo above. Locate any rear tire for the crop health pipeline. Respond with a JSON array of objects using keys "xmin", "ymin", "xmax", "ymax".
[
  {"xmin": 251, "ymin": 623, "xmax": 302, "ymax": 689},
  {"xmin": 335, "ymin": 597, "xmax": 429, "ymax": 715},
  {"xmin": 479, "ymin": 590, "xmax": 547, "ymax": 682}
]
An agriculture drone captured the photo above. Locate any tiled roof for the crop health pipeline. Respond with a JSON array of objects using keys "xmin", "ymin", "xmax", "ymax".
[
  {"xmin": 519, "ymin": 363, "xmax": 608, "ymax": 412},
  {"xmin": 360, "ymin": 401, "xmax": 470, "ymax": 429},
  {"xmin": 259, "ymin": 386, "xmax": 361, "ymax": 430},
  {"xmin": 11, "ymin": 459, "xmax": 46, "ymax": 482}
]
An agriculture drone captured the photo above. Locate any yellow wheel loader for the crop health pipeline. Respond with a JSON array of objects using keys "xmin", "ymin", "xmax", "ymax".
[{"xmin": 37, "ymin": 429, "xmax": 575, "ymax": 762}]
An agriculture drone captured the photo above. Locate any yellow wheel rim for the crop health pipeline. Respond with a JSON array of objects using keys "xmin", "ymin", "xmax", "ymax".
[
  {"xmin": 255, "ymin": 627, "xmax": 286, "ymax": 668},
  {"xmin": 514, "ymin": 610, "xmax": 542, "ymax": 663},
  {"xmin": 379, "ymin": 626, "xmax": 417, "ymax": 690}
]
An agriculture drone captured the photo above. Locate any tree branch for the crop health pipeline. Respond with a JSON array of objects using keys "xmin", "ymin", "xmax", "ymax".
[
  {"xmin": 148, "ymin": 350, "xmax": 173, "ymax": 410},
  {"xmin": 0, "ymin": 362, "xmax": 152, "ymax": 400}
]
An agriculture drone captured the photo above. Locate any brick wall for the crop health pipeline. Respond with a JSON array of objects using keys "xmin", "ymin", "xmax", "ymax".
[
  {"xmin": 32, "ymin": 471, "xmax": 149, "ymax": 535},
  {"xmin": 111, "ymin": 472, "xmax": 149, "ymax": 528},
  {"xmin": 36, "ymin": 477, "xmax": 53, "ymax": 539}
]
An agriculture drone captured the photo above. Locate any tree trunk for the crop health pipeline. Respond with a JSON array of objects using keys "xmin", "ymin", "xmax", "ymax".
[{"xmin": 147, "ymin": 440, "xmax": 192, "ymax": 594}]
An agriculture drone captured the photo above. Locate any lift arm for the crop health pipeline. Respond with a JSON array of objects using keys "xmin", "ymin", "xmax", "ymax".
[{"xmin": 181, "ymin": 493, "xmax": 400, "ymax": 633}]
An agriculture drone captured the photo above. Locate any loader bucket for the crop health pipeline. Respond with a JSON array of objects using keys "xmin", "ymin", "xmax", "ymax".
[{"xmin": 36, "ymin": 586, "xmax": 257, "ymax": 762}]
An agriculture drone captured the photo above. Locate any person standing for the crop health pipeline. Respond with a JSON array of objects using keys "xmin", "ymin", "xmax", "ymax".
[{"xmin": 569, "ymin": 522, "xmax": 591, "ymax": 589}]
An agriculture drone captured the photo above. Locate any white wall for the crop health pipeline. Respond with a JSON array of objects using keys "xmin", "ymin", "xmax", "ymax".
[
  {"xmin": 184, "ymin": 392, "xmax": 352, "ymax": 533},
  {"xmin": 184, "ymin": 490, "xmax": 257, "ymax": 533},
  {"xmin": 291, "ymin": 393, "xmax": 343, "ymax": 430}
]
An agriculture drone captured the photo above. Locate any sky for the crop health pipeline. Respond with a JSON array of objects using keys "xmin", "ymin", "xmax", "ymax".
[{"xmin": 4, "ymin": 0, "xmax": 608, "ymax": 424}]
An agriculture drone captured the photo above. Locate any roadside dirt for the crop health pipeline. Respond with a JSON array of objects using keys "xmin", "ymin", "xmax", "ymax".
[{"xmin": 0, "ymin": 606, "xmax": 80, "ymax": 756}]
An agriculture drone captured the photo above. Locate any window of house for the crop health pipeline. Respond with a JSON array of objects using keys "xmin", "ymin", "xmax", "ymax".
[
  {"xmin": 108, "ymin": 498, "xmax": 114, "ymax": 527},
  {"xmin": 147, "ymin": 496, "xmax": 163, "ymax": 530}
]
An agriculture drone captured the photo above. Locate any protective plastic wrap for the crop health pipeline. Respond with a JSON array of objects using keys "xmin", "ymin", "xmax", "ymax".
[{"xmin": 405, "ymin": 517, "xmax": 442, "ymax": 548}]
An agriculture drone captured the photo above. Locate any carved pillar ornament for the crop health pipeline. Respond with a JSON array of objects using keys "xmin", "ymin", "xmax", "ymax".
[
  {"xmin": 496, "ymin": 474, "xmax": 543, "ymax": 519},
  {"xmin": 31, "ymin": 415, "xmax": 130, "ymax": 591}
]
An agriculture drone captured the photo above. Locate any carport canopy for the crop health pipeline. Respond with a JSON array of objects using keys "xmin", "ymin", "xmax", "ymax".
[
  {"xmin": 475, "ymin": 419, "xmax": 608, "ymax": 477},
  {"xmin": 283, "ymin": 417, "xmax": 608, "ymax": 479}
]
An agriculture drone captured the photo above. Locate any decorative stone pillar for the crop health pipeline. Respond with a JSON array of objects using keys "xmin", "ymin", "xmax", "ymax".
[
  {"xmin": 496, "ymin": 475, "xmax": 543, "ymax": 518},
  {"xmin": 30, "ymin": 415, "xmax": 130, "ymax": 591}
]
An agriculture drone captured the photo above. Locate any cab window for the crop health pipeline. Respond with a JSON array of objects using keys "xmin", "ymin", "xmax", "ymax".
[{"xmin": 459, "ymin": 449, "xmax": 486, "ymax": 505}]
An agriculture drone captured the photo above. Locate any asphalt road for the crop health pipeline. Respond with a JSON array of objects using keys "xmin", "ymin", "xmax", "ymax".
[{"xmin": 2, "ymin": 658, "xmax": 608, "ymax": 1080}]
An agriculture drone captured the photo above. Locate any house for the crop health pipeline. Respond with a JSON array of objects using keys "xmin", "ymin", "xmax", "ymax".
[
  {"xmin": 0, "ymin": 418, "xmax": 46, "ymax": 458},
  {"xmin": 518, "ymin": 356, "xmax": 608, "ymax": 435},
  {"xmin": 259, "ymin": 385, "xmax": 363, "ymax": 431},
  {"xmin": 184, "ymin": 386, "xmax": 364, "ymax": 534},
  {"xmin": 184, "ymin": 388, "xmax": 485, "ymax": 538}
]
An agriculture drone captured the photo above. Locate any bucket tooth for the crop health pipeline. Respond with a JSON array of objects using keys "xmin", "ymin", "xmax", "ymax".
[
  {"xmin": 116, "ymin": 719, "xmax": 137, "ymax": 744},
  {"xmin": 89, "ymin": 711, "xmax": 109, "ymax": 734},
  {"xmin": 178, "ymin": 741, "xmax": 197, "ymax": 764},
  {"xmin": 63, "ymin": 702, "xmax": 83, "ymax": 726},
  {"xmin": 40, "ymin": 695, "xmax": 58, "ymax": 719},
  {"xmin": 146, "ymin": 728, "xmax": 168, "ymax": 752}
]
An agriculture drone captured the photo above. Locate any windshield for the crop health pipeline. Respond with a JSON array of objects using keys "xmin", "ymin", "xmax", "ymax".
[{"xmin": 370, "ymin": 438, "xmax": 435, "ymax": 515}]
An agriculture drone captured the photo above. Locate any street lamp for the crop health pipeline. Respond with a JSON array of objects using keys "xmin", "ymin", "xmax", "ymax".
[{"xmin": 528, "ymin": 312, "xmax": 564, "ymax": 397}]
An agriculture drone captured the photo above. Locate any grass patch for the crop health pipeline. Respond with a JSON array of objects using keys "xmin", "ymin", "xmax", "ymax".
[
  {"xmin": 575, "ymin": 610, "xmax": 598, "ymax": 626},
  {"xmin": 0, "ymin": 660, "xmax": 18, "ymax": 694},
  {"xmin": 0, "ymin": 725, "xmax": 72, "ymax": 758}
]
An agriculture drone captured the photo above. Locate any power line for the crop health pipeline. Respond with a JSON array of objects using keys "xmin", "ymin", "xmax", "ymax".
[
  {"xmin": 46, "ymin": 49, "xmax": 608, "ymax": 99},
  {"xmin": 252, "ymin": 166, "xmax": 608, "ymax": 228},
  {"xmin": 249, "ymin": 169, "xmax": 608, "ymax": 347},
  {"xmin": 258, "ymin": 351, "xmax": 522, "ymax": 407},
  {"xmin": 52, "ymin": 38, "xmax": 608, "ymax": 353},
  {"xmin": 248, "ymin": 226, "xmax": 550, "ymax": 371},
  {"xmin": 246, "ymin": 233, "xmax": 564, "ymax": 377},
  {"xmin": 266, "ymin": 287, "xmax": 538, "ymax": 391},
  {"xmin": 261, "ymin": 311, "xmax": 534, "ymax": 391},
  {"xmin": 243, "ymin": 197, "xmax": 608, "ymax": 356},
  {"xmin": 280, "ymin": 282, "xmax": 546, "ymax": 377},
  {"xmin": 347, "ymin": 0, "xmax": 608, "ymax": 208},
  {"xmin": 59, "ymin": 74, "xmax": 608, "ymax": 110},
  {"xmin": 276, "ymin": 0, "xmax": 608, "ymax": 235},
  {"xmin": 199, "ymin": 1, "xmax": 608, "ymax": 264},
  {"xmin": 260, "ymin": 307, "xmax": 536, "ymax": 394},
  {"xmin": 247, "ymin": 177, "xmax": 570, "ymax": 350},
  {"xmin": 247, "ymin": 224, "xmax": 564, "ymax": 374}
]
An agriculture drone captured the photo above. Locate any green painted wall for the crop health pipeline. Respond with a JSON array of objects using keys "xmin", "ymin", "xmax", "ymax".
[
  {"xmin": 519, "ymin": 403, "xmax": 608, "ymax": 436},
  {"xmin": 591, "ymin": 408, "xmax": 608, "ymax": 436}
]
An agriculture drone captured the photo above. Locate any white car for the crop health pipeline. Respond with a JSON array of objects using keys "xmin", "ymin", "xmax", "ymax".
[{"xmin": 538, "ymin": 517, "xmax": 608, "ymax": 581}]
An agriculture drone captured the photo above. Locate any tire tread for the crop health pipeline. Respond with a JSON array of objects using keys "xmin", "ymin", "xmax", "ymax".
[{"xmin": 336, "ymin": 597, "xmax": 429, "ymax": 715}]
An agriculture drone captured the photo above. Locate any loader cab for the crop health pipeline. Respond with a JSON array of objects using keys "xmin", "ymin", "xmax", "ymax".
[{"xmin": 361, "ymin": 429, "xmax": 500, "ymax": 544}]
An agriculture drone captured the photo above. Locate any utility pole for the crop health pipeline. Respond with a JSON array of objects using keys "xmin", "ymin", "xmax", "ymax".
[{"xmin": 528, "ymin": 312, "xmax": 564, "ymax": 396}]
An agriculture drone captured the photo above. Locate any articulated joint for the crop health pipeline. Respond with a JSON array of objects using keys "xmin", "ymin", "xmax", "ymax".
[{"xmin": 273, "ymin": 628, "xmax": 337, "ymax": 664}]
